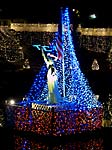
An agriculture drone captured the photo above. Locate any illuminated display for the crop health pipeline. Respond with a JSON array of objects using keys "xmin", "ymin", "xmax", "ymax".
[{"xmin": 6, "ymin": 7, "xmax": 103, "ymax": 136}]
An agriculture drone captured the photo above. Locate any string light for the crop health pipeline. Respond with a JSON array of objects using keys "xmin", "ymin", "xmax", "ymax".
[
  {"xmin": 20, "ymin": 7, "xmax": 102, "ymax": 109},
  {"xmin": 7, "ymin": 7, "xmax": 103, "ymax": 136}
]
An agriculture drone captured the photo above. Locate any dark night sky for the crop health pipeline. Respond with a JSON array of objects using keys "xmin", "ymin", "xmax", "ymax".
[{"xmin": 0, "ymin": 0, "xmax": 111, "ymax": 26}]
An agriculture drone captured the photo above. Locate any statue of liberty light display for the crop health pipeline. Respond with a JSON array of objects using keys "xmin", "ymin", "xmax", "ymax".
[
  {"xmin": 21, "ymin": 7, "xmax": 102, "ymax": 110},
  {"xmin": 8, "ymin": 7, "xmax": 103, "ymax": 136},
  {"xmin": 41, "ymin": 49, "xmax": 62, "ymax": 104}
]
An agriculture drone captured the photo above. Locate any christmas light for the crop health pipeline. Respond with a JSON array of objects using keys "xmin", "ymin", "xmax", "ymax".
[
  {"xmin": 6, "ymin": 7, "xmax": 103, "ymax": 136},
  {"xmin": 20, "ymin": 7, "xmax": 102, "ymax": 109}
]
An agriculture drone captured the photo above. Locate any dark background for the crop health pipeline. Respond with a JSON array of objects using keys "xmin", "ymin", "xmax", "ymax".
[{"xmin": 0, "ymin": 0, "xmax": 111, "ymax": 26}]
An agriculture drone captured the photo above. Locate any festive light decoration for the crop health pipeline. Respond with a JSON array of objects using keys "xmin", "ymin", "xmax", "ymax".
[
  {"xmin": 6, "ymin": 104, "xmax": 103, "ymax": 136},
  {"xmin": 6, "ymin": 7, "xmax": 103, "ymax": 136},
  {"xmin": 22, "ymin": 7, "xmax": 102, "ymax": 109},
  {"xmin": 78, "ymin": 35, "xmax": 112, "ymax": 53},
  {"xmin": 91, "ymin": 59, "xmax": 99, "ymax": 70},
  {"xmin": 77, "ymin": 26, "xmax": 112, "ymax": 36},
  {"xmin": 107, "ymin": 48, "xmax": 112, "ymax": 64},
  {"xmin": 11, "ymin": 23, "xmax": 58, "ymax": 32},
  {"xmin": 102, "ymin": 93, "xmax": 112, "ymax": 127}
]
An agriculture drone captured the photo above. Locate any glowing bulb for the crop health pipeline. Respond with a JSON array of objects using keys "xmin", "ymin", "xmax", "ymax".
[
  {"xmin": 9, "ymin": 99, "xmax": 15, "ymax": 105},
  {"xmin": 89, "ymin": 14, "xmax": 96, "ymax": 19}
]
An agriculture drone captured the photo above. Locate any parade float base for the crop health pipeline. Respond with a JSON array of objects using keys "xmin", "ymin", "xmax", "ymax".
[{"xmin": 5, "ymin": 102, "xmax": 103, "ymax": 136}]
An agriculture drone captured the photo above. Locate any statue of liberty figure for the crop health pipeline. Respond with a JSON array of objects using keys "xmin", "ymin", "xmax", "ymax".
[{"xmin": 41, "ymin": 49, "xmax": 62, "ymax": 104}]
